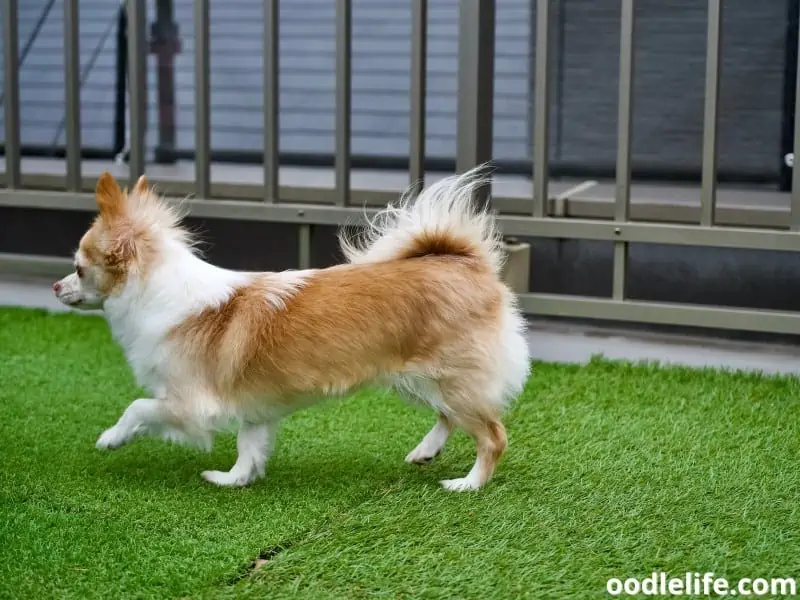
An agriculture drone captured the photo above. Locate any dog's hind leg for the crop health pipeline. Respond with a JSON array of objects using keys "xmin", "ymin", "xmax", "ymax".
[
  {"xmin": 432, "ymin": 378, "xmax": 509, "ymax": 492},
  {"xmin": 405, "ymin": 413, "xmax": 453, "ymax": 464},
  {"xmin": 439, "ymin": 417, "xmax": 507, "ymax": 492},
  {"xmin": 393, "ymin": 375, "xmax": 454, "ymax": 464},
  {"xmin": 202, "ymin": 420, "xmax": 278, "ymax": 487}
]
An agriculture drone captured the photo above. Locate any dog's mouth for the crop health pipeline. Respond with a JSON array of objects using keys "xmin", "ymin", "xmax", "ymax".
[
  {"xmin": 56, "ymin": 291, "xmax": 104, "ymax": 311},
  {"xmin": 56, "ymin": 292, "xmax": 85, "ymax": 307}
]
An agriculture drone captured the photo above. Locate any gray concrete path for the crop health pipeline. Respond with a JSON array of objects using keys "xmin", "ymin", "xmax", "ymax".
[{"xmin": 2, "ymin": 277, "xmax": 799, "ymax": 376}]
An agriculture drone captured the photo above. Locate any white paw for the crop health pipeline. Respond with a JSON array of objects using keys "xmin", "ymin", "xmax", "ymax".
[
  {"xmin": 96, "ymin": 426, "xmax": 129, "ymax": 450},
  {"xmin": 404, "ymin": 443, "xmax": 441, "ymax": 464},
  {"xmin": 440, "ymin": 477, "xmax": 481, "ymax": 492},
  {"xmin": 201, "ymin": 469, "xmax": 257, "ymax": 488}
]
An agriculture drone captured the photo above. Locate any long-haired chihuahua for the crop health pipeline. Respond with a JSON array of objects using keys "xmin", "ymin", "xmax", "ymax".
[{"xmin": 53, "ymin": 168, "xmax": 530, "ymax": 491}]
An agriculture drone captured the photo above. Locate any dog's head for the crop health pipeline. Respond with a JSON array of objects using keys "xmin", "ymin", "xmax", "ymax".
[{"xmin": 53, "ymin": 172, "xmax": 188, "ymax": 310}]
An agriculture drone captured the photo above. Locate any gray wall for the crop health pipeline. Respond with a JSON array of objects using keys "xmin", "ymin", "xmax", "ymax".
[{"xmin": 0, "ymin": 0, "xmax": 791, "ymax": 181}]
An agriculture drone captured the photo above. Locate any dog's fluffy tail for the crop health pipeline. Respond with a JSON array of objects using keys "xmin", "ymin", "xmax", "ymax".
[{"xmin": 339, "ymin": 166, "xmax": 503, "ymax": 274}]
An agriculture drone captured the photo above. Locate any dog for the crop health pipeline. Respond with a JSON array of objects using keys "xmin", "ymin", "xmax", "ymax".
[{"xmin": 53, "ymin": 168, "xmax": 530, "ymax": 491}]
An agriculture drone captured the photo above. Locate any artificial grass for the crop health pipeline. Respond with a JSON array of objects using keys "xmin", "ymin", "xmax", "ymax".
[{"xmin": 1, "ymin": 307, "xmax": 800, "ymax": 599}]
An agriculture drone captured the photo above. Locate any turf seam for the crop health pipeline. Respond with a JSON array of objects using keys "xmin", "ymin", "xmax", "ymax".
[{"xmin": 223, "ymin": 478, "xmax": 430, "ymax": 590}]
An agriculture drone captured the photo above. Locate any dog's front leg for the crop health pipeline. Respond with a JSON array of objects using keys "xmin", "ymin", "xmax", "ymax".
[
  {"xmin": 201, "ymin": 421, "xmax": 278, "ymax": 487},
  {"xmin": 96, "ymin": 397, "xmax": 174, "ymax": 450}
]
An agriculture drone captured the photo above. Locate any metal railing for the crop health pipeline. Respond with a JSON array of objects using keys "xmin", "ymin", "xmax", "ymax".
[{"xmin": 3, "ymin": 0, "xmax": 800, "ymax": 335}]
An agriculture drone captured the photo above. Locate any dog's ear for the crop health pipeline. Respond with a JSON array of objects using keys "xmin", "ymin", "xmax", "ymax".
[
  {"xmin": 95, "ymin": 171, "xmax": 125, "ymax": 220},
  {"xmin": 132, "ymin": 174, "xmax": 149, "ymax": 196}
]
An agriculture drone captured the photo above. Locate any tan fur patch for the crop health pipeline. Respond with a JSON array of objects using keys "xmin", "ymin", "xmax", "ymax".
[{"xmin": 171, "ymin": 256, "xmax": 502, "ymax": 403}]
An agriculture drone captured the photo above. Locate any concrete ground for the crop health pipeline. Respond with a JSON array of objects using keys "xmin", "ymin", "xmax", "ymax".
[{"xmin": 2, "ymin": 276, "xmax": 799, "ymax": 376}]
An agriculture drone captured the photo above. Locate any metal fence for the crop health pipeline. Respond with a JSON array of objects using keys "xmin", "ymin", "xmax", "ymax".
[{"xmin": 3, "ymin": 0, "xmax": 800, "ymax": 335}]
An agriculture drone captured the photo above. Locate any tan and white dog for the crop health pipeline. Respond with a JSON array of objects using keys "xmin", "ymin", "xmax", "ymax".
[{"xmin": 53, "ymin": 169, "xmax": 530, "ymax": 491}]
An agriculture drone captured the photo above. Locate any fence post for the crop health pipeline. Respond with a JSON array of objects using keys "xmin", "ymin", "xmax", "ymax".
[
  {"xmin": 700, "ymin": 0, "xmax": 722, "ymax": 227},
  {"xmin": 150, "ymin": 0, "xmax": 181, "ymax": 165},
  {"xmin": 194, "ymin": 0, "xmax": 210, "ymax": 198},
  {"xmin": 408, "ymin": 0, "xmax": 428, "ymax": 196},
  {"xmin": 532, "ymin": 0, "xmax": 551, "ymax": 218},
  {"xmin": 613, "ymin": 0, "xmax": 636, "ymax": 300},
  {"xmin": 456, "ymin": 0, "xmax": 495, "ymax": 207},
  {"xmin": 2, "ymin": 0, "xmax": 21, "ymax": 188},
  {"xmin": 127, "ymin": 0, "xmax": 148, "ymax": 181},
  {"xmin": 64, "ymin": 0, "xmax": 82, "ymax": 191},
  {"xmin": 780, "ymin": 0, "xmax": 799, "ymax": 192},
  {"xmin": 263, "ymin": 0, "xmax": 280, "ymax": 203},
  {"xmin": 335, "ymin": 0, "xmax": 352, "ymax": 207},
  {"xmin": 113, "ymin": 4, "xmax": 128, "ymax": 161}
]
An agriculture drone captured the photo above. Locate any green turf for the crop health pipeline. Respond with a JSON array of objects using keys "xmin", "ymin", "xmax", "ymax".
[{"xmin": 1, "ymin": 307, "xmax": 800, "ymax": 599}]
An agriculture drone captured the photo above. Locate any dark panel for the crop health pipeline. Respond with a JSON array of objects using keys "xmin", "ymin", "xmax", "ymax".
[
  {"xmin": 311, "ymin": 225, "xmax": 346, "ymax": 269},
  {"xmin": 0, "ymin": 207, "xmax": 299, "ymax": 272},
  {"xmin": 627, "ymin": 243, "xmax": 800, "ymax": 312},
  {"xmin": 184, "ymin": 216, "xmax": 298, "ymax": 272},
  {"xmin": 525, "ymin": 238, "xmax": 615, "ymax": 298},
  {"xmin": 0, "ymin": 207, "xmax": 94, "ymax": 256}
]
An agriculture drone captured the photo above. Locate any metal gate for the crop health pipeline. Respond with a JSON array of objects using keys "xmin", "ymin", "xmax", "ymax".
[{"xmin": 2, "ymin": 0, "xmax": 800, "ymax": 335}]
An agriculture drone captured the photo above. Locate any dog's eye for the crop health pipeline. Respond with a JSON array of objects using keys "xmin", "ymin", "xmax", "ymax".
[{"xmin": 75, "ymin": 265, "xmax": 84, "ymax": 278}]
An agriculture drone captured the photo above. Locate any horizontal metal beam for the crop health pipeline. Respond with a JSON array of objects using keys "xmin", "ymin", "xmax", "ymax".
[
  {"xmin": 498, "ymin": 215, "xmax": 800, "ymax": 252},
  {"xmin": 2, "ymin": 189, "xmax": 800, "ymax": 252},
  {"xmin": 0, "ymin": 188, "xmax": 379, "ymax": 225},
  {"xmin": 8, "ymin": 172, "xmax": 795, "ymax": 228},
  {"xmin": 518, "ymin": 293, "xmax": 800, "ymax": 336}
]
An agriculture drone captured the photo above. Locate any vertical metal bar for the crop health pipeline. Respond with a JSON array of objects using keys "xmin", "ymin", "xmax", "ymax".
[
  {"xmin": 298, "ymin": 225, "xmax": 311, "ymax": 270},
  {"xmin": 194, "ymin": 0, "xmax": 210, "ymax": 198},
  {"xmin": 335, "ymin": 0, "xmax": 352, "ymax": 207},
  {"xmin": 409, "ymin": 0, "xmax": 427, "ymax": 195},
  {"xmin": 113, "ymin": 6, "xmax": 128, "ymax": 160},
  {"xmin": 613, "ymin": 0, "xmax": 635, "ymax": 300},
  {"xmin": 2, "ymin": 0, "xmax": 21, "ymax": 188},
  {"xmin": 151, "ymin": 0, "xmax": 179, "ymax": 165},
  {"xmin": 63, "ymin": 0, "xmax": 82, "ymax": 191},
  {"xmin": 263, "ymin": 0, "xmax": 280, "ymax": 203},
  {"xmin": 780, "ymin": 0, "xmax": 799, "ymax": 193},
  {"xmin": 532, "ymin": 0, "xmax": 551, "ymax": 217},
  {"xmin": 455, "ymin": 0, "xmax": 495, "ymax": 207},
  {"xmin": 127, "ymin": 0, "xmax": 147, "ymax": 181},
  {"xmin": 700, "ymin": 0, "xmax": 722, "ymax": 227},
  {"xmin": 791, "ymin": 16, "xmax": 800, "ymax": 229}
]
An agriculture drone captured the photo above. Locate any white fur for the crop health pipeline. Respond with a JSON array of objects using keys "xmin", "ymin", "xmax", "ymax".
[
  {"xmin": 405, "ymin": 417, "xmax": 452, "ymax": 464},
  {"xmin": 201, "ymin": 421, "xmax": 277, "ymax": 486},
  {"xmin": 339, "ymin": 166, "xmax": 505, "ymax": 275},
  {"xmin": 263, "ymin": 269, "xmax": 316, "ymax": 310},
  {"xmin": 102, "ymin": 244, "xmax": 313, "ymax": 438},
  {"xmin": 96, "ymin": 397, "xmax": 202, "ymax": 449},
  {"xmin": 103, "ymin": 241, "xmax": 252, "ymax": 397}
]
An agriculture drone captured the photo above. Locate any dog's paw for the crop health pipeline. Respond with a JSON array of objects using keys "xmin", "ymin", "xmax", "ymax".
[
  {"xmin": 96, "ymin": 426, "xmax": 128, "ymax": 450},
  {"xmin": 201, "ymin": 469, "xmax": 256, "ymax": 488},
  {"xmin": 404, "ymin": 444, "xmax": 440, "ymax": 464},
  {"xmin": 440, "ymin": 477, "xmax": 481, "ymax": 492}
]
